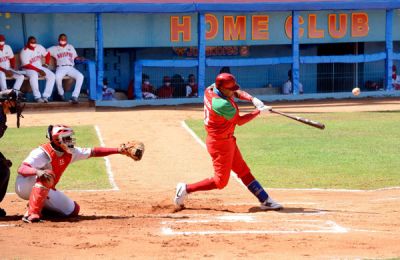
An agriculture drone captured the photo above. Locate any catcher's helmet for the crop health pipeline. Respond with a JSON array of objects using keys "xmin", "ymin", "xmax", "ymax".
[
  {"xmin": 215, "ymin": 73, "xmax": 240, "ymax": 91},
  {"xmin": 46, "ymin": 125, "xmax": 75, "ymax": 153}
]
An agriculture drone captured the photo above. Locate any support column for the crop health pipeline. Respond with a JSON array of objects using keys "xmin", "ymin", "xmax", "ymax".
[
  {"xmin": 292, "ymin": 11, "xmax": 300, "ymax": 95},
  {"xmin": 197, "ymin": 13, "xmax": 206, "ymax": 97}
]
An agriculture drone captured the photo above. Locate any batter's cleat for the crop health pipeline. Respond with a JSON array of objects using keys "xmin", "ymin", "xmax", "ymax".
[
  {"xmin": 22, "ymin": 213, "xmax": 42, "ymax": 223},
  {"xmin": 43, "ymin": 97, "xmax": 49, "ymax": 103},
  {"xmin": 260, "ymin": 196, "xmax": 283, "ymax": 211},
  {"xmin": 174, "ymin": 183, "xmax": 187, "ymax": 207},
  {"xmin": 0, "ymin": 208, "xmax": 6, "ymax": 217},
  {"xmin": 35, "ymin": 98, "xmax": 44, "ymax": 103}
]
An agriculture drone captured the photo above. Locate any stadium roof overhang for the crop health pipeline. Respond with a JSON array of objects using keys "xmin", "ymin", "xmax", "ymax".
[{"xmin": 1, "ymin": 0, "xmax": 400, "ymax": 13}]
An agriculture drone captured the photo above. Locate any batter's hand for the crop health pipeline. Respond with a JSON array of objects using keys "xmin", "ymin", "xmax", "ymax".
[
  {"xmin": 257, "ymin": 105, "xmax": 272, "ymax": 112},
  {"xmin": 252, "ymin": 97, "xmax": 264, "ymax": 108}
]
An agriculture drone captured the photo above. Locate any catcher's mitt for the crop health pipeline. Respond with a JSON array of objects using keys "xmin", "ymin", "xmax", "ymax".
[
  {"xmin": 36, "ymin": 169, "xmax": 55, "ymax": 188},
  {"xmin": 120, "ymin": 140, "xmax": 145, "ymax": 161}
]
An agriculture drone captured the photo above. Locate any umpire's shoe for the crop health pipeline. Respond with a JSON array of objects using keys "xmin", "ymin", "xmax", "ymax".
[
  {"xmin": 174, "ymin": 183, "xmax": 188, "ymax": 207},
  {"xmin": 260, "ymin": 196, "xmax": 283, "ymax": 211}
]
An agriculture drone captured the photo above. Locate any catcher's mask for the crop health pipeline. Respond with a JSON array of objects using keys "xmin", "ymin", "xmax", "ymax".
[{"xmin": 46, "ymin": 125, "xmax": 76, "ymax": 153}]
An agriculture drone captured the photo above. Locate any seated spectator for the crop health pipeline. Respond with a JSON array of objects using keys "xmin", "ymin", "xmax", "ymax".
[
  {"xmin": 185, "ymin": 74, "xmax": 198, "ymax": 97},
  {"xmin": 172, "ymin": 74, "xmax": 186, "ymax": 98},
  {"xmin": 282, "ymin": 69, "xmax": 303, "ymax": 94},
  {"xmin": 365, "ymin": 80, "xmax": 380, "ymax": 91},
  {"xmin": 219, "ymin": 66, "xmax": 231, "ymax": 74},
  {"xmin": 392, "ymin": 65, "xmax": 400, "ymax": 90},
  {"xmin": 102, "ymin": 78, "xmax": 116, "ymax": 101},
  {"xmin": 157, "ymin": 76, "xmax": 174, "ymax": 99},
  {"xmin": 0, "ymin": 34, "xmax": 24, "ymax": 92},
  {"xmin": 141, "ymin": 74, "xmax": 157, "ymax": 99},
  {"xmin": 47, "ymin": 33, "xmax": 85, "ymax": 104},
  {"xmin": 20, "ymin": 36, "xmax": 55, "ymax": 103}
]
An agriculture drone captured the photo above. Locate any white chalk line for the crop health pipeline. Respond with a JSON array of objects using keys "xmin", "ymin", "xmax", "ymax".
[
  {"xmin": 161, "ymin": 217, "xmax": 348, "ymax": 236},
  {"xmin": 180, "ymin": 120, "xmax": 400, "ymax": 192},
  {"xmin": 0, "ymin": 224, "xmax": 15, "ymax": 228},
  {"xmin": 371, "ymin": 196, "xmax": 400, "ymax": 202},
  {"xmin": 95, "ymin": 125, "xmax": 119, "ymax": 191}
]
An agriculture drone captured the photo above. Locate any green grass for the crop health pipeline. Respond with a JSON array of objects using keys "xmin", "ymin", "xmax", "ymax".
[
  {"xmin": 1, "ymin": 125, "xmax": 111, "ymax": 192},
  {"xmin": 186, "ymin": 111, "xmax": 400, "ymax": 190}
]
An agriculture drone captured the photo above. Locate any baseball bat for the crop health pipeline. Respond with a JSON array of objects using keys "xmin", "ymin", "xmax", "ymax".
[{"xmin": 270, "ymin": 109, "xmax": 325, "ymax": 130}]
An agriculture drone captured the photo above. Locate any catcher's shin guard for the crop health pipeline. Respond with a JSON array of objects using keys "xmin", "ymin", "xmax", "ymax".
[{"xmin": 23, "ymin": 183, "xmax": 49, "ymax": 223}]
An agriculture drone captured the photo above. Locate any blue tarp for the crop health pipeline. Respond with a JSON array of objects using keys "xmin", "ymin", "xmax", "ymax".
[{"xmin": 2, "ymin": 1, "xmax": 400, "ymax": 13}]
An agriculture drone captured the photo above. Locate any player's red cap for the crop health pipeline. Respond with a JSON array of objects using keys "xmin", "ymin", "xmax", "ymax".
[
  {"xmin": 0, "ymin": 35, "xmax": 5, "ymax": 41},
  {"xmin": 215, "ymin": 73, "xmax": 240, "ymax": 91}
]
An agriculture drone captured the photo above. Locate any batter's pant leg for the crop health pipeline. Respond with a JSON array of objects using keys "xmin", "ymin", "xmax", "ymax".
[
  {"xmin": 207, "ymin": 137, "xmax": 236, "ymax": 189},
  {"xmin": 0, "ymin": 71, "xmax": 7, "ymax": 91},
  {"xmin": 12, "ymin": 73, "xmax": 25, "ymax": 91},
  {"xmin": 231, "ymin": 142, "xmax": 269, "ymax": 203}
]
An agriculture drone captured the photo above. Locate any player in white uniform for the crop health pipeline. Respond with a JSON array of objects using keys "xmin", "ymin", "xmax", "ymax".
[
  {"xmin": 47, "ymin": 34, "xmax": 84, "ymax": 104},
  {"xmin": 0, "ymin": 34, "xmax": 24, "ymax": 92},
  {"xmin": 15, "ymin": 124, "xmax": 126, "ymax": 223},
  {"xmin": 20, "ymin": 36, "xmax": 55, "ymax": 103}
]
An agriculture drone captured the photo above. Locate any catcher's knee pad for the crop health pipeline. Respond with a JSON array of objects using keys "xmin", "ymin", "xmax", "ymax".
[{"xmin": 68, "ymin": 201, "xmax": 80, "ymax": 217}]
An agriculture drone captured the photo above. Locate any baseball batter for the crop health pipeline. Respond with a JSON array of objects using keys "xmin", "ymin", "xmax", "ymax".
[
  {"xmin": 16, "ymin": 125, "xmax": 145, "ymax": 223},
  {"xmin": 47, "ymin": 34, "xmax": 84, "ymax": 104},
  {"xmin": 174, "ymin": 73, "xmax": 283, "ymax": 210},
  {"xmin": 20, "ymin": 36, "xmax": 55, "ymax": 103},
  {"xmin": 0, "ymin": 35, "xmax": 24, "ymax": 92}
]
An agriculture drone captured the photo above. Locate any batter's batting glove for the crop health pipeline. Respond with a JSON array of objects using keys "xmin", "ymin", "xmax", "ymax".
[
  {"xmin": 252, "ymin": 97, "xmax": 264, "ymax": 108},
  {"xmin": 257, "ymin": 105, "xmax": 272, "ymax": 112}
]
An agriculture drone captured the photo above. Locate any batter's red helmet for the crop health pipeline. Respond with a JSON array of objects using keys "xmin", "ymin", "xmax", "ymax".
[{"xmin": 215, "ymin": 73, "xmax": 240, "ymax": 91}]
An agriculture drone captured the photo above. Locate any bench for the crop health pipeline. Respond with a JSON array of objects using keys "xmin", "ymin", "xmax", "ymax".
[
  {"xmin": 5, "ymin": 54, "xmax": 96, "ymax": 101},
  {"xmin": 244, "ymin": 87, "xmax": 281, "ymax": 96}
]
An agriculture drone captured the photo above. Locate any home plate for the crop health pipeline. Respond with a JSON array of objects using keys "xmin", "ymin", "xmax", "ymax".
[{"xmin": 161, "ymin": 214, "xmax": 348, "ymax": 236}]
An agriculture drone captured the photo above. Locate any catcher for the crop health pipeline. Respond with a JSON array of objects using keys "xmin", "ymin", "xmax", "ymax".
[{"xmin": 15, "ymin": 124, "xmax": 144, "ymax": 223}]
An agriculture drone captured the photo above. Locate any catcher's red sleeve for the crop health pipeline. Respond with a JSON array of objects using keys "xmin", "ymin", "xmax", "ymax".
[
  {"xmin": 91, "ymin": 147, "xmax": 119, "ymax": 157},
  {"xmin": 18, "ymin": 163, "xmax": 38, "ymax": 177}
]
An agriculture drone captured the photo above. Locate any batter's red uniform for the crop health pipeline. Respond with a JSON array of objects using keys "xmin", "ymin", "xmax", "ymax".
[{"xmin": 188, "ymin": 85, "xmax": 259, "ymax": 191}]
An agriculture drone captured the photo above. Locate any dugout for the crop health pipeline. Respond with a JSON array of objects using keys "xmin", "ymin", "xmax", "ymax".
[{"xmin": 1, "ymin": 0, "xmax": 400, "ymax": 107}]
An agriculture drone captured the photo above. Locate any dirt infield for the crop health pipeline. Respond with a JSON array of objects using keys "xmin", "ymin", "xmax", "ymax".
[{"xmin": 1, "ymin": 98, "xmax": 400, "ymax": 259}]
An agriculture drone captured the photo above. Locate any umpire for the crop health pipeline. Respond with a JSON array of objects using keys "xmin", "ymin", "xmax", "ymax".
[{"xmin": 0, "ymin": 89, "xmax": 20, "ymax": 217}]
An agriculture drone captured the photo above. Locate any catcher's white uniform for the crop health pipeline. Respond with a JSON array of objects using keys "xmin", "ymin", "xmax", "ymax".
[
  {"xmin": 47, "ymin": 44, "xmax": 83, "ymax": 99},
  {"xmin": 0, "ymin": 44, "xmax": 24, "ymax": 91},
  {"xmin": 15, "ymin": 146, "xmax": 90, "ymax": 215}
]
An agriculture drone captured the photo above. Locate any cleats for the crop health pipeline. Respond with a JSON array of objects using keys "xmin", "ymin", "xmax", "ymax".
[
  {"xmin": 260, "ymin": 196, "xmax": 283, "ymax": 211},
  {"xmin": 174, "ymin": 183, "xmax": 187, "ymax": 207}
]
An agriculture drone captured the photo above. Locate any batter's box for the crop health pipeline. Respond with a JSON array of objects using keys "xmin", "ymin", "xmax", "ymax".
[{"xmin": 161, "ymin": 214, "xmax": 348, "ymax": 235}]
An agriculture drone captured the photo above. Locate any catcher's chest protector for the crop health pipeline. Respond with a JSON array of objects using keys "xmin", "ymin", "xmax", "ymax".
[{"xmin": 40, "ymin": 143, "xmax": 72, "ymax": 186}]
